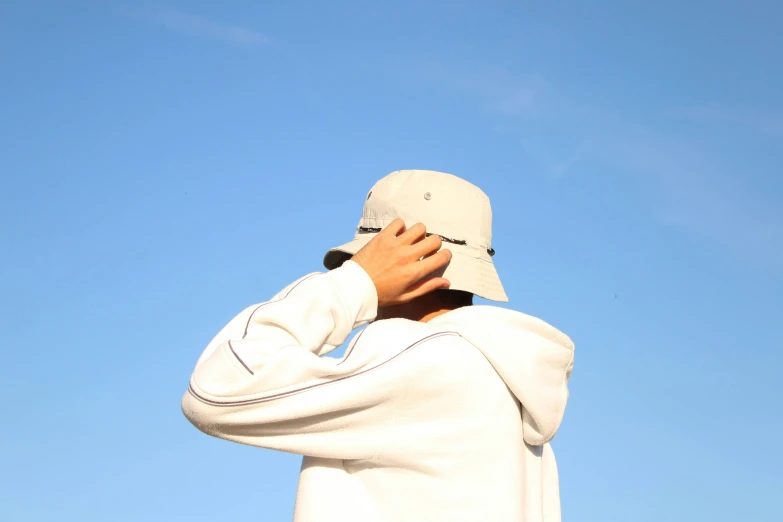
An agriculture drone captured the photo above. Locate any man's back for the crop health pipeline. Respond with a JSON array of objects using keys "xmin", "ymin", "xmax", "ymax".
[
  {"xmin": 293, "ymin": 316, "xmax": 526, "ymax": 521},
  {"xmin": 183, "ymin": 263, "xmax": 571, "ymax": 522},
  {"xmin": 182, "ymin": 170, "xmax": 574, "ymax": 520}
]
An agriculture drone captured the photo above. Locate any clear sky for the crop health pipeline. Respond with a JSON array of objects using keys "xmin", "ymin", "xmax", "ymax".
[{"xmin": 1, "ymin": 1, "xmax": 781, "ymax": 521}]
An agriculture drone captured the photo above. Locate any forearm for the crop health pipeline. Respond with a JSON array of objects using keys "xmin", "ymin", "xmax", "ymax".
[{"xmin": 186, "ymin": 261, "xmax": 378, "ymax": 401}]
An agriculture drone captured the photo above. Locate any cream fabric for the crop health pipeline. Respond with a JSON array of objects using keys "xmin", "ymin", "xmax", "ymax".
[
  {"xmin": 183, "ymin": 261, "xmax": 574, "ymax": 522},
  {"xmin": 323, "ymin": 170, "xmax": 508, "ymax": 302}
]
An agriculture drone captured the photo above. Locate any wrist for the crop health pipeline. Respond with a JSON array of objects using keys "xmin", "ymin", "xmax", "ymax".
[{"xmin": 328, "ymin": 260, "xmax": 379, "ymax": 325}]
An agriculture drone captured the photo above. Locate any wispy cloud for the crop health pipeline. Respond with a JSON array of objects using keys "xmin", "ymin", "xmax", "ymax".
[
  {"xmin": 495, "ymin": 89, "xmax": 536, "ymax": 115},
  {"xmin": 415, "ymin": 63, "xmax": 540, "ymax": 116},
  {"xmin": 590, "ymin": 128, "xmax": 783, "ymax": 269},
  {"xmin": 546, "ymin": 144, "xmax": 589, "ymax": 180},
  {"xmin": 414, "ymin": 62, "xmax": 783, "ymax": 270},
  {"xmin": 670, "ymin": 106, "xmax": 783, "ymax": 139},
  {"xmin": 142, "ymin": 7, "xmax": 267, "ymax": 46}
]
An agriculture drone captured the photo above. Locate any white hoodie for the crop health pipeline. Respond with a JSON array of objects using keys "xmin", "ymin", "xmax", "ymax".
[{"xmin": 182, "ymin": 261, "xmax": 575, "ymax": 522}]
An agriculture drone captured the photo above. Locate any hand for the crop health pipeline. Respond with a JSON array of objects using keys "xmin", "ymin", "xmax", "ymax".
[{"xmin": 351, "ymin": 219, "xmax": 452, "ymax": 307}]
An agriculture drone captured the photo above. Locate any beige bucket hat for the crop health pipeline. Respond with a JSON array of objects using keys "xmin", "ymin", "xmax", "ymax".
[{"xmin": 323, "ymin": 170, "xmax": 508, "ymax": 302}]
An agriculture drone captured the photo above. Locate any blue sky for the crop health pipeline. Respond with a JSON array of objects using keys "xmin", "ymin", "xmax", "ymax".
[{"xmin": 1, "ymin": 1, "xmax": 781, "ymax": 521}]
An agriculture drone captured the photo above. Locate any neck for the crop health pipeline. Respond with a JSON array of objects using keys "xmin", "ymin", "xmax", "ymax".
[{"xmin": 376, "ymin": 292, "xmax": 472, "ymax": 323}]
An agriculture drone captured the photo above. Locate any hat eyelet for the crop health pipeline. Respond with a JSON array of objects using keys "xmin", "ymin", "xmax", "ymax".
[{"xmin": 424, "ymin": 192, "xmax": 432, "ymax": 200}]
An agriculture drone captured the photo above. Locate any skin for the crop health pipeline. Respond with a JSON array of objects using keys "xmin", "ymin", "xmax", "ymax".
[
  {"xmin": 375, "ymin": 290, "xmax": 473, "ymax": 322},
  {"xmin": 351, "ymin": 219, "xmax": 472, "ymax": 323}
]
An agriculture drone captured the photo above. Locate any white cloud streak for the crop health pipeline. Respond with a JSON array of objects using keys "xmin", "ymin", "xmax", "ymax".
[
  {"xmin": 144, "ymin": 7, "xmax": 267, "ymax": 45},
  {"xmin": 415, "ymin": 63, "xmax": 540, "ymax": 116},
  {"xmin": 415, "ymin": 62, "xmax": 783, "ymax": 270},
  {"xmin": 670, "ymin": 106, "xmax": 783, "ymax": 139},
  {"xmin": 590, "ymin": 129, "xmax": 783, "ymax": 269}
]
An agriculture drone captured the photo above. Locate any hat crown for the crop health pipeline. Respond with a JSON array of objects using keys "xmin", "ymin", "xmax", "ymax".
[
  {"xmin": 324, "ymin": 169, "xmax": 507, "ymax": 301},
  {"xmin": 359, "ymin": 170, "xmax": 492, "ymax": 249}
]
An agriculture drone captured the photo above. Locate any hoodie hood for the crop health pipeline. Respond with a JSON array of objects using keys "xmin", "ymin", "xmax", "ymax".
[{"xmin": 430, "ymin": 306, "xmax": 575, "ymax": 446}]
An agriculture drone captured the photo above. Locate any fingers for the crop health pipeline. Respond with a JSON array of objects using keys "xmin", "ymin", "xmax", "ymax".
[
  {"xmin": 402, "ymin": 276, "xmax": 451, "ymax": 301},
  {"xmin": 415, "ymin": 248, "xmax": 452, "ymax": 279},
  {"xmin": 397, "ymin": 222, "xmax": 426, "ymax": 244},
  {"xmin": 410, "ymin": 233, "xmax": 442, "ymax": 259},
  {"xmin": 380, "ymin": 218, "xmax": 406, "ymax": 238}
]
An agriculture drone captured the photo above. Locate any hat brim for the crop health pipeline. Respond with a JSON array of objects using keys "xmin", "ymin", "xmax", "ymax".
[{"xmin": 323, "ymin": 233, "xmax": 509, "ymax": 302}]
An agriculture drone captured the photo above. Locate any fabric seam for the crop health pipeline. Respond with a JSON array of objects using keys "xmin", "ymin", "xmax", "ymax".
[
  {"xmin": 188, "ymin": 332, "xmax": 461, "ymax": 406},
  {"xmin": 336, "ymin": 327, "xmax": 369, "ymax": 366},
  {"xmin": 227, "ymin": 340, "xmax": 254, "ymax": 375},
  {"xmin": 242, "ymin": 273, "xmax": 320, "ymax": 339}
]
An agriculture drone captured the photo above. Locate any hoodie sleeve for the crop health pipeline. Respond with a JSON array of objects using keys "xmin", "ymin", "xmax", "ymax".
[{"xmin": 182, "ymin": 260, "xmax": 412, "ymax": 459}]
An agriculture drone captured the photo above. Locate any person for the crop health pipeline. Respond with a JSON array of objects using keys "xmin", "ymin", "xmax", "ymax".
[{"xmin": 182, "ymin": 170, "xmax": 575, "ymax": 522}]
